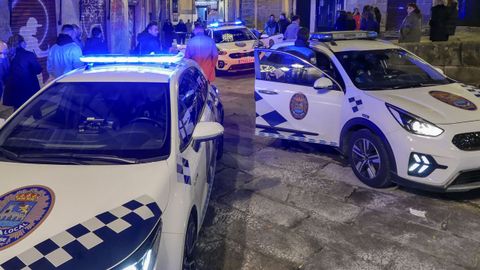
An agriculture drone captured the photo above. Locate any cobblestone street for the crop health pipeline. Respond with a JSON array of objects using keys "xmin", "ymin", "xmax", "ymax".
[{"xmin": 196, "ymin": 73, "xmax": 480, "ymax": 270}]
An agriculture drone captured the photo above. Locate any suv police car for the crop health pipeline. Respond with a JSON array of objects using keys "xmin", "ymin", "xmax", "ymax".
[
  {"xmin": 206, "ymin": 21, "xmax": 258, "ymax": 72},
  {"xmin": 0, "ymin": 55, "xmax": 224, "ymax": 269},
  {"xmin": 255, "ymin": 31, "xmax": 480, "ymax": 192}
]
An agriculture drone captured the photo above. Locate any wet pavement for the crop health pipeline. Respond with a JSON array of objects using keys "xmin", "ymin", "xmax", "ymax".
[{"xmin": 196, "ymin": 72, "xmax": 480, "ymax": 270}]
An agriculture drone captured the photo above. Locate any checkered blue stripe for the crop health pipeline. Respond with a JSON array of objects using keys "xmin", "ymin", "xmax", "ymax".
[
  {"xmin": 256, "ymin": 128, "xmax": 338, "ymax": 147},
  {"xmin": 462, "ymin": 84, "xmax": 480, "ymax": 98},
  {"xmin": 348, "ymin": 96, "xmax": 364, "ymax": 113},
  {"xmin": 1, "ymin": 196, "xmax": 161, "ymax": 270},
  {"xmin": 255, "ymin": 91, "xmax": 288, "ymax": 127},
  {"xmin": 177, "ymin": 155, "xmax": 191, "ymax": 185}
]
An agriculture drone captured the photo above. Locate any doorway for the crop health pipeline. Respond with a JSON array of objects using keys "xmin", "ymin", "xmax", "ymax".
[
  {"xmin": 316, "ymin": 0, "xmax": 343, "ymax": 31},
  {"xmin": 386, "ymin": 0, "xmax": 414, "ymax": 31},
  {"xmin": 196, "ymin": 6, "xmax": 208, "ymax": 21},
  {"xmin": 296, "ymin": 0, "xmax": 311, "ymax": 29}
]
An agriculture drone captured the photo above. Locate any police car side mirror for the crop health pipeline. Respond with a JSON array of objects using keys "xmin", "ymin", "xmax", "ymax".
[
  {"xmin": 314, "ymin": 77, "xmax": 334, "ymax": 90},
  {"xmin": 192, "ymin": 122, "xmax": 224, "ymax": 143},
  {"xmin": 0, "ymin": 118, "xmax": 5, "ymax": 129}
]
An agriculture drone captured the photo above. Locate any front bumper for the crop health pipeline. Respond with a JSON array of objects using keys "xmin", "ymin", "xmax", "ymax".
[
  {"xmin": 216, "ymin": 55, "xmax": 254, "ymax": 72},
  {"xmin": 387, "ymin": 120, "xmax": 480, "ymax": 192}
]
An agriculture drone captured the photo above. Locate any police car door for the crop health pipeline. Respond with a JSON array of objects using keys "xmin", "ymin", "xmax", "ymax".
[
  {"xmin": 254, "ymin": 49, "xmax": 343, "ymax": 146},
  {"xmin": 177, "ymin": 67, "xmax": 214, "ymax": 223}
]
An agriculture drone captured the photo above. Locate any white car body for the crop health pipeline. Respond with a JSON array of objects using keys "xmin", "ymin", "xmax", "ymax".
[
  {"xmin": 0, "ymin": 57, "xmax": 224, "ymax": 269},
  {"xmin": 255, "ymin": 31, "xmax": 480, "ymax": 192},
  {"xmin": 259, "ymin": 33, "xmax": 284, "ymax": 48},
  {"xmin": 206, "ymin": 24, "xmax": 257, "ymax": 72}
]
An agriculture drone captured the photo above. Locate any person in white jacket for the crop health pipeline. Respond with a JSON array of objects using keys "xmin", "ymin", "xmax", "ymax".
[{"xmin": 47, "ymin": 24, "xmax": 83, "ymax": 79}]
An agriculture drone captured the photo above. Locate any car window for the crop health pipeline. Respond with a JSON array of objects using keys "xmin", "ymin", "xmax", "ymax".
[
  {"xmin": 315, "ymin": 51, "xmax": 345, "ymax": 90},
  {"xmin": 213, "ymin": 28, "xmax": 256, "ymax": 43},
  {"xmin": 178, "ymin": 67, "xmax": 207, "ymax": 150},
  {"xmin": 256, "ymin": 50, "xmax": 324, "ymax": 87},
  {"xmin": 335, "ymin": 49, "xmax": 453, "ymax": 90},
  {"xmin": 0, "ymin": 82, "xmax": 170, "ymax": 162}
]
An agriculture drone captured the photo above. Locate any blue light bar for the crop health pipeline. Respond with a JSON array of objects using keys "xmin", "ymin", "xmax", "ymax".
[
  {"xmin": 209, "ymin": 22, "xmax": 220, "ymax": 28},
  {"xmin": 310, "ymin": 33, "xmax": 333, "ymax": 42},
  {"xmin": 234, "ymin": 20, "xmax": 243, "ymax": 25},
  {"xmin": 80, "ymin": 53, "xmax": 184, "ymax": 64},
  {"xmin": 310, "ymin": 31, "xmax": 378, "ymax": 42}
]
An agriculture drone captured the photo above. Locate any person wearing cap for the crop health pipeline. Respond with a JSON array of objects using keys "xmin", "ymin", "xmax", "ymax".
[
  {"xmin": 47, "ymin": 24, "xmax": 83, "ymax": 79},
  {"xmin": 184, "ymin": 22, "xmax": 218, "ymax": 82},
  {"xmin": 3, "ymin": 34, "xmax": 42, "ymax": 110},
  {"xmin": 0, "ymin": 41, "xmax": 9, "ymax": 100}
]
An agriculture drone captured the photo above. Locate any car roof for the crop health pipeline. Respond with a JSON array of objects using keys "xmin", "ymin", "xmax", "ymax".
[
  {"xmin": 57, "ymin": 61, "xmax": 193, "ymax": 84},
  {"xmin": 271, "ymin": 39, "xmax": 399, "ymax": 53}
]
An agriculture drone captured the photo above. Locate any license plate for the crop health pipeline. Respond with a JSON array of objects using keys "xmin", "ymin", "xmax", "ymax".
[{"xmin": 238, "ymin": 57, "xmax": 254, "ymax": 64}]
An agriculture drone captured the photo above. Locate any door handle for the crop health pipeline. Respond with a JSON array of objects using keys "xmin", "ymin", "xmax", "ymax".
[{"xmin": 258, "ymin": 89, "xmax": 279, "ymax": 95}]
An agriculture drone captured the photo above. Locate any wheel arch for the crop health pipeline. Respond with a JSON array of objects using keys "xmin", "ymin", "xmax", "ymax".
[{"xmin": 340, "ymin": 118, "xmax": 398, "ymax": 174}]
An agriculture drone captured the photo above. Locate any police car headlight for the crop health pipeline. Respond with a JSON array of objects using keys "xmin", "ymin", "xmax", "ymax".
[
  {"xmin": 386, "ymin": 104, "xmax": 444, "ymax": 137},
  {"xmin": 114, "ymin": 221, "xmax": 162, "ymax": 270}
]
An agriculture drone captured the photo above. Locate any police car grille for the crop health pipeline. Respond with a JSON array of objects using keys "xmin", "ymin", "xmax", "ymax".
[
  {"xmin": 452, "ymin": 132, "xmax": 480, "ymax": 151},
  {"xmin": 228, "ymin": 63, "xmax": 254, "ymax": 71},
  {"xmin": 229, "ymin": 51, "xmax": 254, "ymax": 59},
  {"xmin": 451, "ymin": 170, "xmax": 480, "ymax": 186}
]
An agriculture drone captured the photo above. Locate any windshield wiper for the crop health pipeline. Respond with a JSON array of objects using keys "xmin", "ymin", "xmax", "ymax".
[{"xmin": 18, "ymin": 153, "xmax": 138, "ymax": 164}]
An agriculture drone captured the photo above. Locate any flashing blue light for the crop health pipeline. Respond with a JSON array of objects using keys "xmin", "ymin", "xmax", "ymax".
[
  {"xmin": 80, "ymin": 54, "xmax": 184, "ymax": 64},
  {"xmin": 310, "ymin": 33, "xmax": 333, "ymax": 42},
  {"xmin": 209, "ymin": 22, "xmax": 220, "ymax": 28},
  {"xmin": 234, "ymin": 20, "xmax": 243, "ymax": 25},
  {"xmin": 367, "ymin": 31, "xmax": 378, "ymax": 39}
]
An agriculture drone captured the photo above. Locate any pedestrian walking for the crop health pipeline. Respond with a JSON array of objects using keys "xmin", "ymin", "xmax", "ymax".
[
  {"xmin": 446, "ymin": 0, "xmax": 458, "ymax": 36},
  {"xmin": 184, "ymin": 23, "xmax": 218, "ymax": 82},
  {"xmin": 3, "ymin": 34, "xmax": 42, "ymax": 110},
  {"xmin": 162, "ymin": 19, "xmax": 175, "ymax": 51},
  {"xmin": 47, "ymin": 24, "xmax": 83, "ymax": 79},
  {"xmin": 186, "ymin": 19, "xmax": 193, "ymax": 38},
  {"xmin": 399, "ymin": 3, "xmax": 422, "ymax": 43},
  {"xmin": 353, "ymin": 8, "xmax": 361, "ymax": 30},
  {"xmin": 83, "ymin": 26, "xmax": 108, "ymax": 55},
  {"xmin": 278, "ymin": 13, "xmax": 290, "ymax": 34},
  {"xmin": 284, "ymin": 15, "xmax": 300, "ymax": 40},
  {"xmin": 175, "ymin": 19, "xmax": 188, "ymax": 45},
  {"xmin": 133, "ymin": 21, "xmax": 161, "ymax": 55},
  {"xmin": 0, "ymin": 41, "xmax": 9, "ymax": 101},
  {"xmin": 430, "ymin": 0, "xmax": 450, "ymax": 41},
  {"xmin": 264, "ymin": 14, "xmax": 279, "ymax": 36},
  {"xmin": 360, "ymin": 7, "xmax": 379, "ymax": 33}
]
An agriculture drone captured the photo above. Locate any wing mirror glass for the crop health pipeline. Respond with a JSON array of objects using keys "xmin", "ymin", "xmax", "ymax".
[{"xmin": 314, "ymin": 77, "xmax": 334, "ymax": 90}]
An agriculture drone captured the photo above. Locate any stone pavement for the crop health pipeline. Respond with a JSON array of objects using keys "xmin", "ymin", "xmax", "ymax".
[{"xmin": 195, "ymin": 74, "xmax": 480, "ymax": 270}]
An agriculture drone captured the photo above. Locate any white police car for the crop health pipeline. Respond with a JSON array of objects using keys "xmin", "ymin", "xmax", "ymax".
[
  {"xmin": 206, "ymin": 21, "xmax": 258, "ymax": 72},
  {"xmin": 0, "ymin": 54, "xmax": 224, "ymax": 269},
  {"xmin": 255, "ymin": 31, "xmax": 480, "ymax": 192}
]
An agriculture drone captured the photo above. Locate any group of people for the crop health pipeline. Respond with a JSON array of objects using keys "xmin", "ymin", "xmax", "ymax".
[
  {"xmin": 264, "ymin": 13, "xmax": 296, "ymax": 37},
  {"xmin": 335, "ymin": 6, "xmax": 382, "ymax": 33}
]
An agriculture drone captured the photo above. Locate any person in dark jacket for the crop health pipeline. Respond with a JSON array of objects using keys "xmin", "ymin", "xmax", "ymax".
[
  {"xmin": 446, "ymin": 0, "xmax": 458, "ymax": 36},
  {"xmin": 399, "ymin": 3, "xmax": 422, "ymax": 43},
  {"xmin": 430, "ymin": 0, "xmax": 450, "ymax": 41},
  {"xmin": 373, "ymin": 7, "xmax": 382, "ymax": 33},
  {"xmin": 162, "ymin": 19, "xmax": 175, "ymax": 51},
  {"xmin": 175, "ymin": 19, "xmax": 188, "ymax": 45},
  {"xmin": 134, "ymin": 21, "xmax": 161, "ymax": 55},
  {"xmin": 4, "ymin": 34, "xmax": 42, "ymax": 110},
  {"xmin": 280, "ymin": 27, "xmax": 316, "ymax": 64},
  {"xmin": 360, "ymin": 9, "xmax": 379, "ymax": 33},
  {"xmin": 0, "ymin": 41, "xmax": 9, "ymax": 100},
  {"xmin": 278, "ymin": 13, "xmax": 290, "ymax": 34},
  {"xmin": 83, "ymin": 26, "xmax": 108, "ymax": 55},
  {"xmin": 264, "ymin": 15, "xmax": 279, "ymax": 36},
  {"xmin": 335, "ymin": 11, "xmax": 352, "ymax": 31},
  {"xmin": 346, "ymin": 12, "xmax": 357, "ymax": 30}
]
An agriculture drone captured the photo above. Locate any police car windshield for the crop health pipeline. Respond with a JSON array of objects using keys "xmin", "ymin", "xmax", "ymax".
[
  {"xmin": 335, "ymin": 49, "xmax": 452, "ymax": 90},
  {"xmin": 213, "ymin": 28, "xmax": 256, "ymax": 43},
  {"xmin": 0, "ymin": 82, "xmax": 170, "ymax": 164}
]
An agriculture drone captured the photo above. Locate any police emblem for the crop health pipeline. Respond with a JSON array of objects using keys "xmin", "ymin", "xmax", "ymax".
[
  {"xmin": 290, "ymin": 93, "xmax": 309, "ymax": 120},
  {"xmin": 430, "ymin": 91, "xmax": 477, "ymax": 111},
  {"xmin": 0, "ymin": 186, "xmax": 54, "ymax": 250}
]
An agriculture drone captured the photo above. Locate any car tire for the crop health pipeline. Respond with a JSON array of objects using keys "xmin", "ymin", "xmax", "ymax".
[
  {"xmin": 348, "ymin": 129, "xmax": 393, "ymax": 188},
  {"xmin": 182, "ymin": 213, "xmax": 197, "ymax": 270}
]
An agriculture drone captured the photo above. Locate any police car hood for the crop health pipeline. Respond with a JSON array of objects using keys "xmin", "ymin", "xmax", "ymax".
[
  {"xmin": 0, "ymin": 161, "xmax": 168, "ymax": 267},
  {"xmin": 365, "ymin": 83, "xmax": 480, "ymax": 125},
  {"xmin": 216, "ymin": 40, "xmax": 255, "ymax": 51}
]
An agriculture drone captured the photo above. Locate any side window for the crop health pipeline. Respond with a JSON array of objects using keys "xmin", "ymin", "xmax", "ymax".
[
  {"xmin": 256, "ymin": 50, "xmax": 324, "ymax": 87},
  {"xmin": 178, "ymin": 67, "xmax": 207, "ymax": 150},
  {"xmin": 315, "ymin": 51, "xmax": 345, "ymax": 90}
]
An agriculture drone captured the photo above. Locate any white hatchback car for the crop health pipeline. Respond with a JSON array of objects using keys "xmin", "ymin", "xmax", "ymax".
[
  {"xmin": 0, "ymin": 55, "xmax": 224, "ymax": 269},
  {"xmin": 206, "ymin": 21, "xmax": 258, "ymax": 72},
  {"xmin": 255, "ymin": 31, "xmax": 480, "ymax": 192}
]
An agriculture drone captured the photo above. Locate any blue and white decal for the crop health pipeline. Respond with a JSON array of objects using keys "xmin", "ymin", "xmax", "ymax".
[
  {"xmin": 177, "ymin": 156, "xmax": 191, "ymax": 185},
  {"xmin": 0, "ymin": 186, "xmax": 55, "ymax": 251},
  {"xmin": 348, "ymin": 96, "xmax": 364, "ymax": 113},
  {"xmin": 1, "ymin": 195, "xmax": 161, "ymax": 270}
]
